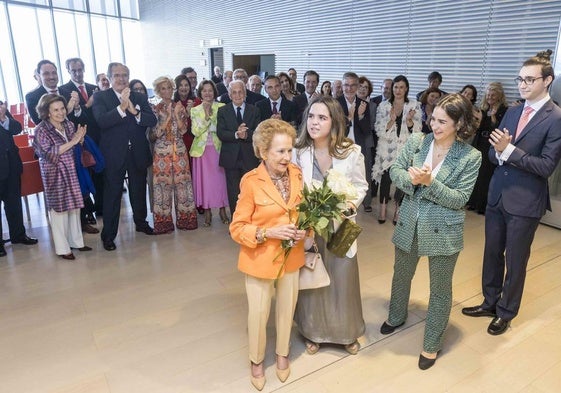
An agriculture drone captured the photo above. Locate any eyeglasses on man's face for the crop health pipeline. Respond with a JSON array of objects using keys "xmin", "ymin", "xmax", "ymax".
[{"xmin": 514, "ymin": 76, "xmax": 544, "ymax": 85}]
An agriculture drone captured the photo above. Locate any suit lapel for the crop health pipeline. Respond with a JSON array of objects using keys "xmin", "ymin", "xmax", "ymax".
[
  {"xmin": 515, "ymin": 101, "xmax": 553, "ymax": 143},
  {"xmin": 242, "ymin": 105, "xmax": 252, "ymax": 124},
  {"xmin": 434, "ymin": 139, "xmax": 463, "ymax": 183}
]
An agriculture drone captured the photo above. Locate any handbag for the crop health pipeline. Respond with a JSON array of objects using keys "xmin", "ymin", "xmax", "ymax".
[
  {"xmin": 327, "ymin": 217, "xmax": 363, "ymax": 258},
  {"xmin": 80, "ymin": 148, "xmax": 96, "ymax": 168},
  {"xmin": 299, "ymin": 242, "xmax": 330, "ymax": 290}
]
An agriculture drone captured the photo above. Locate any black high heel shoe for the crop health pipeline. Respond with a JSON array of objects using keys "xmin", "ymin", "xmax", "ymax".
[
  {"xmin": 219, "ymin": 207, "xmax": 229, "ymax": 224},
  {"xmin": 418, "ymin": 351, "xmax": 440, "ymax": 370},
  {"xmin": 378, "ymin": 202, "xmax": 387, "ymax": 224}
]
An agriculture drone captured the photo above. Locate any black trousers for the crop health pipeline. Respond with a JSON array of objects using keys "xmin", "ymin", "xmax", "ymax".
[
  {"xmin": 481, "ymin": 198, "xmax": 540, "ymax": 320},
  {"xmin": 101, "ymin": 149, "xmax": 148, "ymax": 242},
  {"xmin": 0, "ymin": 173, "xmax": 25, "ymax": 241},
  {"xmin": 224, "ymin": 167, "xmax": 246, "ymax": 215}
]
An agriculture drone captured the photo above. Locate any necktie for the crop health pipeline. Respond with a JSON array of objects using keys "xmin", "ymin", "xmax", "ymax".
[
  {"xmin": 515, "ymin": 106, "xmax": 534, "ymax": 140},
  {"xmin": 236, "ymin": 106, "xmax": 243, "ymax": 125},
  {"xmin": 78, "ymin": 85, "xmax": 88, "ymax": 102},
  {"xmin": 272, "ymin": 101, "xmax": 278, "ymax": 115}
]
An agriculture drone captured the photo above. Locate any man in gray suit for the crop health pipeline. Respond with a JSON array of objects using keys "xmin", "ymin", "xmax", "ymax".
[
  {"xmin": 462, "ymin": 51, "xmax": 561, "ymax": 335},
  {"xmin": 217, "ymin": 80, "xmax": 261, "ymax": 214}
]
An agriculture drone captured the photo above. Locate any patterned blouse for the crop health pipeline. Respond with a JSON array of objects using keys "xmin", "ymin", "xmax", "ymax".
[{"xmin": 32, "ymin": 119, "xmax": 84, "ymax": 212}]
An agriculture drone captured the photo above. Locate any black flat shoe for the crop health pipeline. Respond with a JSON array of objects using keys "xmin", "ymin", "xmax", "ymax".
[
  {"xmin": 377, "ymin": 219, "xmax": 386, "ymax": 224},
  {"xmin": 364, "ymin": 206, "xmax": 372, "ymax": 213},
  {"xmin": 11, "ymin": 235, "xmax": 38, "ymax": 245},
  {"xmin": 72, "ymin": 246, "xmax": 92, "ymax": 251},
  {"xmin": 135, "ymin": 225, "xmax": 154, "ymax": 235},
  {"xmin": 418, "ymin": 351, "xmax": 440, "ymax": 370},
  {"xmin": 0, "ymin": 245, "xmax": 6, "ymax": 257},
  {"xmin": 380, "ymin": 321, "xmax": 405, "ymax": 335},
  {"xmin": 487, "ymin": 317, "xmax": 510, "ymax": 335},
  {"xmin": 462, "ymin": 305, "xmax": 496, "ymax": 318},
  {"xmin": 103, "ymin": 240, "xmax": 116, "ymax": 251}
]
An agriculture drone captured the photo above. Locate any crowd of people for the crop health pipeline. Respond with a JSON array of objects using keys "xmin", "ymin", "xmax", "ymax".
[{"xmin": 1, "ymin": 50, "xmax": 561, "ymax": 390}]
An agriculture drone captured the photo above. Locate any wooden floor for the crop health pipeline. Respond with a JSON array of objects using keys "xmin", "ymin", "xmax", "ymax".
[{"xmin": 1, "ymin": 194, "xmax": 561, "ymax": 393}]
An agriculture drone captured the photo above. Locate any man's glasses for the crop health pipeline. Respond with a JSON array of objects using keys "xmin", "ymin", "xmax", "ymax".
[{"xmin": 514, "ymin": 76, "xmax": 544, "ymax": 85}]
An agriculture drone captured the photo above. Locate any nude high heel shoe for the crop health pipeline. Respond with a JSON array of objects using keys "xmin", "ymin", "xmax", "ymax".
[
  {"xmin": 250, "ymin": 362, "xmax": 265, "ymax": 391},
  {"xmin": 276, "ymin": 355, "xmax": 290, "ymax": 383}
]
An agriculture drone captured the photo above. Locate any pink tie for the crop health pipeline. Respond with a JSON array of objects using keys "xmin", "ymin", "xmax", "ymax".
[
  {"xmin": 78, "ymin": 85, "xmax": 88, "ymax": 102},
  {"xmin": 515, "ymin": 106, "xmax": 534, "ymax": 140}
]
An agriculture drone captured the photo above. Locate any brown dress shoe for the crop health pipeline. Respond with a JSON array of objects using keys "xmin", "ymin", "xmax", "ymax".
[{"xmin": 82, "ymin": 224, "xmax": 99, "ymax": 234}]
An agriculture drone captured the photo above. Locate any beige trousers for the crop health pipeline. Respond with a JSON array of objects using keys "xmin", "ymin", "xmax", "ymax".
[{"xmin": 245, "ymin": 270, "xmax": 299, "ymax": 364}]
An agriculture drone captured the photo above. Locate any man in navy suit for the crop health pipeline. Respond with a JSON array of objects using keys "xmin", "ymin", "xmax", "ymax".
[
  {"xmin": 0, "ymin": 111, "xmax": 38, "ymax": 257},
  {"xmin": 337, "ymin": 72, "xmax": 373, "ymax": 212},
  {"xmin": 293, "ymin": 70, "xmax": 320, "ymax": 127},
  {"xmin": 255, "ymin": 75, "xmax": 297, "ymax": 127},
  {"xmin": 25, "ymin": 60, "xmax": 61, "ymax": 125},
  {"xmin": 462, "ymin": 51, "xmax": 561, "ymax": 335},
  {"xmin": 92, "ymin": 62, "xmax": 157, "ymax": 251},
  {"xmin": 371, "ymin": 79, "xmax": 392, "ymax": 106},
  {"xmin": 60, "ymin": 57, "xmax": 103, "ymax": 234},
  {"xmin": 217, "ymin": 80, "xmax": 261, "ymax": 214}
]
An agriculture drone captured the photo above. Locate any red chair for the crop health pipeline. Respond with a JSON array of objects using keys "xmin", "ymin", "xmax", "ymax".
[
  {"xmin": 13, "ymin": 134, "xmax": 30, "ymax": 147},
  {"xmin": 18, "ymin": 146, "xmax": 36, "ymax": 161},
  {"xmin": 20, "ymin": 160, "xmax": 46, "ymax": 221}
]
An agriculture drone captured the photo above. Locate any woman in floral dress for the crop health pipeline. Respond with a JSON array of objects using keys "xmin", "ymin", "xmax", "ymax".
[{"xmin": 150, "ymin": 76, "xmax": 197, "ymax": 233}]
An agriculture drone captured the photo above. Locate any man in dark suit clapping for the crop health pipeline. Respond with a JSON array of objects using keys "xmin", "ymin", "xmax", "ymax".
[
  {"xmin": 255, "ymin": 75, "xmax": 297, "ymax": 127},
  {"xmin": 60, "ymin": 57, "xmax": 103, "ymax": 234},
  {"xmin": 462, "ymin": 50, "xmax": 561, "ymax": 335},
  {"xmin": 0, "ymin": 111, "xmax": 38, "ymax": 257},
  {"xmin": 92, "ymin": 63, "xmax": 157, "ymax": 251},
  {"xmin": 217, "ymin": 80, "xmax": 261, "ymax": 214}
]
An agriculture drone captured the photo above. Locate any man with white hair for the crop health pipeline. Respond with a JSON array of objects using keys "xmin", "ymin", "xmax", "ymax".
[
  {"xmin": 212, "ymin": 66, "xmax": 223, "ymax": 84},
  {"xmin": 247, "ymin": 75, "xmax": 263, "ymax": 95},
  {"xmin": 216, "ymin": 80, "xmax": 261, "ymax": 213},
  {"xmin": 218, "ymin": 68, "xmax": 265, "ymax": 104}
]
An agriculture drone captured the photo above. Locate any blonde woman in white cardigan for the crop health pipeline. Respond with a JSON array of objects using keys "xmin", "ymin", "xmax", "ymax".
[{"xmin": 372, "ymin": 75, "xmax": 421, "ymax": 224}]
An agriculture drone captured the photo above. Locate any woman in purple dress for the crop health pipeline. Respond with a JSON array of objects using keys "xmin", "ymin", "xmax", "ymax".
[
  {"xmin": 33, "ymin": 94, "xmax": 91, "ymax": 260},
  {"xmin": 190, "ymin": 80, "xmax": 229, "ymax": 226}
]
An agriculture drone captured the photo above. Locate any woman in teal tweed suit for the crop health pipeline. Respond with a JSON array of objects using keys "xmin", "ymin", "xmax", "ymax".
[{"xmin": 380, "ymin": 94, "xmax": 482, "ymax": 370}]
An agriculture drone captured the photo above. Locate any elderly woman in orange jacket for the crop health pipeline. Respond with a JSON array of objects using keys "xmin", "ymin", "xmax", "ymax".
[{"xmin": 230, "ymin": 119, "xmax": 306, "ymax": 391}]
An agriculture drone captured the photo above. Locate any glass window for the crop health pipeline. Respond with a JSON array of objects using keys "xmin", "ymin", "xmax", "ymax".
[
  {"xmin": 120, "ymin": 0, "xmax": 139, "ymax": 19},
  {"xmin": 8, "ymin": 4, "xmax": 58, "ymax": 97},
  {"xmin": 0, "ymin": 6, "xmax": 19, "ymax": 103},
  {"xmin": 89, "ymin": 0, "xmax": 118, "ymax": 16},
  {"xmin": 122, "ymin": 19, "xmax": 143, "ymax": 80},
  {"xmin": 51, "ymin": 0, "xmax": 86, "ymax": 12},
  {"xmin": 54, "ymin": 10, "xmax": 96, "ymax": 82},
  {"xmin": 9, "ymin": 0, "xmax": 48, "ymax": 5},
  {"xmin": 91, "ymin": 15, "xmax": 123, "ymax": 75}
]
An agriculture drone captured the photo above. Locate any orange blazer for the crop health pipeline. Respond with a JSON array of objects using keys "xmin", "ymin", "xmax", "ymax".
[{"xmin": 230, "ymin": 162, "xmax": 305, "ymax": 279}]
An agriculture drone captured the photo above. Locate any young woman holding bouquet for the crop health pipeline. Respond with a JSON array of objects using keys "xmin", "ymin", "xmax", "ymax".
[
  {"xmin": 293, "ymin": 95, "xmax": 368, "ymax": 355},
  {"xmin": 230, "ymin": 119, "xmax": 306, "ymax": 391},
  {"xmin": 380, "ymin": 94, "xmax": 481, "ymax": 370}
]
